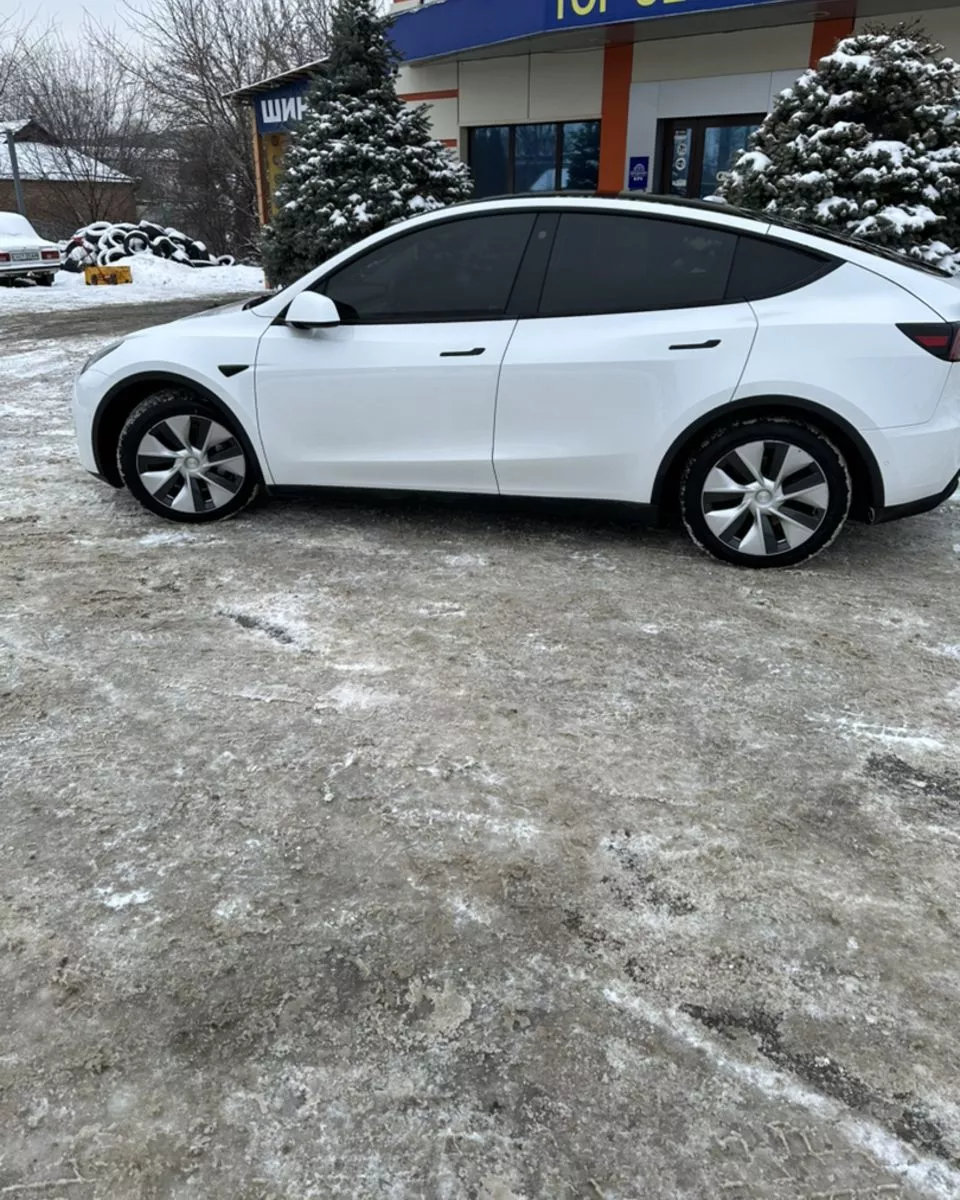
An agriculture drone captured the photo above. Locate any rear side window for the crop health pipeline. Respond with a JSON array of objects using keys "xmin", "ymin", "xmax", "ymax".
[
  {"xmin": 726, "ymin": 237, "xmax": 837, "ymax": 301},
  {"xmin": 538, "ymin": 213, "xmax": 737, "ymax": 317},
  {"xmin": 322, "ymin": 213, "xmax": 536, "ymax": 322}
]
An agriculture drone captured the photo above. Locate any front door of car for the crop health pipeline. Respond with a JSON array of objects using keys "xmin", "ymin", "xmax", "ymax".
[
  {"xmin": 493, "ymin": 211, "xmax": 759, "ymax": 503},
  {"xmin": 255, "ymin": 212, "xmax": 537, "ymax": 493}
]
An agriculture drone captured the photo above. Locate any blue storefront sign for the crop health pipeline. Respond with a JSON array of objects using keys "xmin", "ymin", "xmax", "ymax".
[
  {"xmin": 391, "ymin": 0, "xmax": 794, "ymax": 63},
  {"xmin": 628, "ymin": 156, "xmax": 649, "ymax": 191},
  {"xmin": 255, "ymin": 81, "xmax": 310, "ymax": 134}
]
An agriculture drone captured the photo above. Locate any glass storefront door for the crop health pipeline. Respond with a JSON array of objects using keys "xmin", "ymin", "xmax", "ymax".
[{"xmin": 659, "ymin": 115, "xmax": 764, "ymax": 199}]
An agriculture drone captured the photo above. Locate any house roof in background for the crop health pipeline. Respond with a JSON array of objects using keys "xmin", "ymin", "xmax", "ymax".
[
  {"xmin": 0, "ymin": 118, "xmax": 57, "ymax": 143},
  {"xmin": 0, "ymin": 142, "xmax": 133, "ymax": 184},
  {"xmin": 226, "ymin": 58, "xmax": 328, "ymax": 103}
]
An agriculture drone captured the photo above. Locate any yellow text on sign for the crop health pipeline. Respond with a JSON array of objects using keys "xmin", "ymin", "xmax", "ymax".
[
  {"xmin": 556, "ymin": 0, "xmax": 605, "ymax": 19},
  {"xmin": 557, "ymin": 0, "xmax": 686, "ymax": 16}
]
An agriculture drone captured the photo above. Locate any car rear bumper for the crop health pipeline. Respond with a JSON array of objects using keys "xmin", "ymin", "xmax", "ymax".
[
  {"xmin": 862, "ymin": 413, "xmax": 960, "ymax": 511},
  {"xmin": 0, "ymin": 262, "xmax": 60, "ymax": 276},
  {"xmin": 869, "ymin": 472, "xmax": 959, "ymax": 524}
]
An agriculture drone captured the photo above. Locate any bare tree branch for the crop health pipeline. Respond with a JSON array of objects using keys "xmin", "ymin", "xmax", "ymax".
[
  {"xmin": 13, "ymin": 22, "xmax": 153, "ymax": 228},
  {"xmin": 113, "ymin": 0, "xmax": 331, "ymax": 256}
]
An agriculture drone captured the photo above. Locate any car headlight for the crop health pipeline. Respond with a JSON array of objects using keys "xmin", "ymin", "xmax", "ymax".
[{"xmin": 81, "ymin": 339, "xmax": 125, "ymax": 375}]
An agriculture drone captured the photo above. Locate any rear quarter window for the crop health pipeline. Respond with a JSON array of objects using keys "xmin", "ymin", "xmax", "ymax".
[{"xmin": 726, "ymin": 237, "xmax": 838, "ymax": 302}]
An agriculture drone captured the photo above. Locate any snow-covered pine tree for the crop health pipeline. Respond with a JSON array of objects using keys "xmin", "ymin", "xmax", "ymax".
[
  {"xmin": 262, "ymin": 0, "xmax": 473, "ymax": 287},
  {"xmin": 716, "ymin": 23, "xmax": 960, "ymax": 271}
]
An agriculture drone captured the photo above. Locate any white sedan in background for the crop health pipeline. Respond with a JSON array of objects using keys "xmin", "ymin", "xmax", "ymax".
[
  {"xmin": 72, "ymin": 194, "xmax": 960, "ymax": 568},
  {"xmin": 0, "ymin": 211, "xmax": 62, "ymax": 285}
]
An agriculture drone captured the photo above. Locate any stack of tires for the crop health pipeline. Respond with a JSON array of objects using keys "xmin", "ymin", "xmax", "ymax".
[{"xmin": 62, "ymin": 221, "xmax": 235, "ymax": 272}]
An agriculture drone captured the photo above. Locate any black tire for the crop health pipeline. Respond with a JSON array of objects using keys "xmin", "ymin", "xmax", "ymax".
[
  {"xmin": 680, "ymin": 418, "xmax": 851, "ymax": 568},
  {"xmin": 35, "ymin": 273, "xmax": 56, "ymax": 287},
  {"xmin": 118, "ymin": 391, "xmax": 260, "ymax": 524},
  {"xmin": 124, "ymin": 231, "xmax": 150, "ymax": 254}
]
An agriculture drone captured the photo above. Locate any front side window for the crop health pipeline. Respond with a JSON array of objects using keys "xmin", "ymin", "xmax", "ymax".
[
  {"xmin": 468, "ymin": 122, "xmax": 601, "ymax": 197},
  {"xmin": 539, "ymin": 213, "xmax": 738, "ymax": 317},
  {"xmin": 322, "ymin": 214, "xmax": 536, "ymax": 323}
]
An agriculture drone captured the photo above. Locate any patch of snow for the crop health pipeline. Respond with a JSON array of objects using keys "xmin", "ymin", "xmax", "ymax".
[
  {"xmin": 417, "ymin": 601, "xmax": 466, "ymax": 618},
  {"xmin": 214, "ymin": 897, "xmax": 250, "ymax": 921},
  {"xmin": 442, "ymin": 553, "xmax": 489, "ymax": 568},
  {"xmin": 0, "ymin": 256, "xmax": 264, "ymax": 312},
  {"xmin": 823, "ymin": 715, "xmax": 945, "ymax": 753},
  {"xmin": 320, "ymin": 683, "xmax": 397, "ymax": 712},
  {"xmin": 604, "ymin": 988, "xmax": 960, "ymax": 1199},
  {"xmin": 447, "ymin": 896, "xmax": 493, "ymax": 926},
  {"xmin": 138, "ymin": 530, "xmax": 199, "ymax": 547},
  {"xmin": 96, "ymin": 887, "xmax": 151, "ymax": 909}
]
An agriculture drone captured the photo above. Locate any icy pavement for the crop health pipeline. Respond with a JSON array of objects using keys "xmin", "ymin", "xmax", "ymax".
[{"xmin": 1, "ymin": 307, "xmax": 960, "ymax": 1198}]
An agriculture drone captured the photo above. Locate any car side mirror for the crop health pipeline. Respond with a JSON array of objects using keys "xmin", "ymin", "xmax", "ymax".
[{"xmin": 284, "ymin": 291, "xmax": 341, "ymax": 330}]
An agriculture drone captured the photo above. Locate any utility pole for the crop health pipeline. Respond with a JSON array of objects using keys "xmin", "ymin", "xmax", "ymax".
[{"xmin": 4, "ymin": 130, "xmax": 27, "ymax": 217}]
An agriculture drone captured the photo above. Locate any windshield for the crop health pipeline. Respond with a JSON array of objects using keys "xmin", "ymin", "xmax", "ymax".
[{"xmin": 0, "ymin": 212, "xmax": 38, "ymax": 239}]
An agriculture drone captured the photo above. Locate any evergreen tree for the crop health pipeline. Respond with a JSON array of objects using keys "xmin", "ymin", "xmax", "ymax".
[
  {"xmin": 716, "ymin": 24, "xmax": 960, "ymax": 271},
  {"xmin": 564, "ymin": 125, "xmax": 601, "ymax": 191},
  {"xmin": 263, "ymin": 0, "xmax": 473, "ymax": 287}
]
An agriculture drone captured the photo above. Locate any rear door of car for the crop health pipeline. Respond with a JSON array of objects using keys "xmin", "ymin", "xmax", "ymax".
[{"xmin": 492, "ymin": 209, "xmax": 759, "ymax": 503}]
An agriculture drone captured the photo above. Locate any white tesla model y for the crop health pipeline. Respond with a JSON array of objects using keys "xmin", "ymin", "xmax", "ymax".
[{"xmin": 73, "ymin": 195, "xmax": 960, "ymax": 567}]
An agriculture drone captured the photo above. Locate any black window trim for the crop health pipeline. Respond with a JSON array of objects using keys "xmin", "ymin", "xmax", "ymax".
[{"xmin": 306, "ymin": 204, "xmax": 841, "ymax": 327}]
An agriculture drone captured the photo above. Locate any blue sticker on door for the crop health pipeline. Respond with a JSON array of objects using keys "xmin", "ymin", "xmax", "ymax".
[{"xmin": 628, "ymin": 156, "xmax": 650, "ymax": 192}]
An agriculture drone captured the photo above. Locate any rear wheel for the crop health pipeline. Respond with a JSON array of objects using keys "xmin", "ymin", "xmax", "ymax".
[
  {"xmin": 118, "ymin": 391, "xmax": 259, "ymax": 523},
  {"xmin": 680, "ymin": 419, "xmax": 851, "ymax": 568}
]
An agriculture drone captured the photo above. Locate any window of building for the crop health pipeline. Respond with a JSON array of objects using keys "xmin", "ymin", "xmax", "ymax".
[
  {"xmin": 321, "ymin": 213, "xmax": 536, "ymax": 322},
  {"xmin": 468, "ymin": 121, "xmax": 601, "ymax": 197},
  {"xmin": 658, "ymin": 115, "xmax": 765, "ymax": 200},
  {"xmin": 538, "ymin": 212, "xmax": 738, "ymax": 317}
]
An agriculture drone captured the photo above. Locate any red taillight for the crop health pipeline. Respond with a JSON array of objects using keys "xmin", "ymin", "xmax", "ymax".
[
  {"xmin": 898, "ymin": 322, "xmax": 960, "ymax": 361},
  {"xmin": 0, "ymin": 252, "xmax": 9, "ymax": 263},
  {"xmin": 41, "ymin": 249, "xmax": 60, "ymax": 261}
]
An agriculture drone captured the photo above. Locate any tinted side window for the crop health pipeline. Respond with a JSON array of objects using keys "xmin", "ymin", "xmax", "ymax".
[
  {"xmin": 322, "ymin": 214, "xmax": 536, "ymax": 322},
  {"xmin": 538, "ymin": 213, "xmax": 737, "ymax": 317},
  {"xmin": 726, "ymin": 237, "xmax": 836, "ymax": 301}
]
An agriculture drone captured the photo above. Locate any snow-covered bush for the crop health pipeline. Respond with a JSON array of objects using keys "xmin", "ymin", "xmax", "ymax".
[
  {"xmin": 62, "ymin": 221, "xmax": 235, "ymax": 272},
  {"xmin": 716, "ymin": 24, "xmax": 960, "ymax": 272},
  {"xmin": 262, "ymin": 0, "xmax": 473, "ymax": 288}
]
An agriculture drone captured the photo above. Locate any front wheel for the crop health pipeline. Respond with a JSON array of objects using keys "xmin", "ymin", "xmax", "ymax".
[
  {"xmin": 118, "ymin": 390, "xmax": 259, "ymax": 523},
  {"xmin": 680, "ymin": 419, "xmax": 851, "ymax": 568}
]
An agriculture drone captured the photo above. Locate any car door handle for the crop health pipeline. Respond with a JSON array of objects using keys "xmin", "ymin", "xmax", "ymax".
[
  {"xmin": 668, "ymin": 339, "xmax": 721, "ymax": 351},
  {"xmin": 440, "ymin": 347, "xmax": 485, "ymax": 357}
]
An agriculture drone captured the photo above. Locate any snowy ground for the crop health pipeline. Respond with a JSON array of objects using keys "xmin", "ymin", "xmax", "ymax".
[
  {"xmin": 0, "ymin": 256, "xmax": 265, "ymax": 312},
  {"xmin": 2, "ymin": 302, "xmax": 960, "ymax": 1199}
]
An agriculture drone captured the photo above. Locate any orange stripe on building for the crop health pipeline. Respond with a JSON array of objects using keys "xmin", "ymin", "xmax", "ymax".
[
  {"xmin": 439, "ymin": 138, "xmax": 458, "ymax": 147},
  {"xmin": 399, "ymin": 88, "xmax": 459, "ymax": 102},
  {"xmin": 809, "ymin": 15, "xmax": 855, "ymax": 67},
  {"xmin": 598, "ymin": 43, "xmax": 633, "ymax": 194}
]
